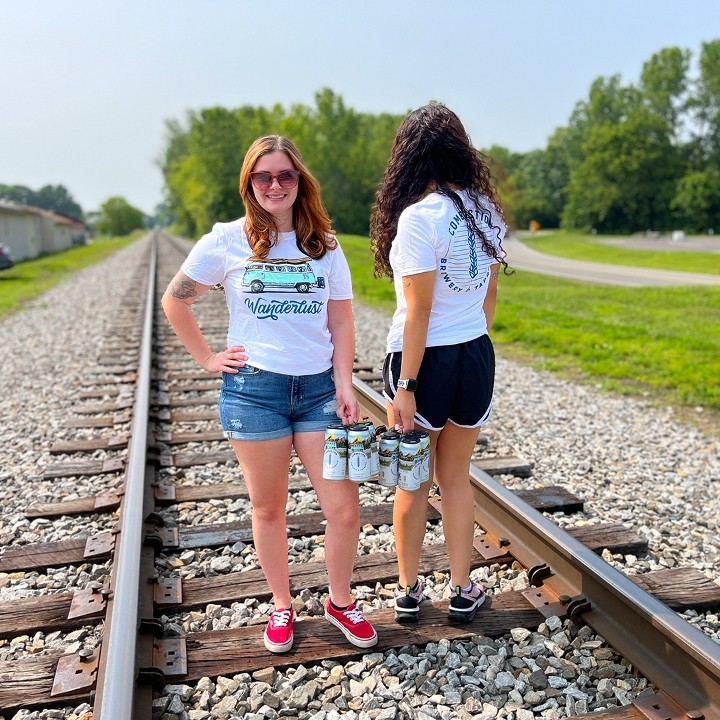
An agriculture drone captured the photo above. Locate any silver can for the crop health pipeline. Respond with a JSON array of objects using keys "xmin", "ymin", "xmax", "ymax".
[
  {"xmin": 378, "ymin": 429, "xmax": 400, "ymax": 487},
  {"xmin": 322, "ymin": 423, "xmax": 348, "ymax": 480},
  {"xmin": 409, "ymin": 429, "xmax": 430, "ymax": 483},
  {"xmin": 398, "ymin": 434, "xmax": 423, "ymax": 491},
  {"xmin": 347, "ymin": 424, "xmax": 372, "ymax": 483}
]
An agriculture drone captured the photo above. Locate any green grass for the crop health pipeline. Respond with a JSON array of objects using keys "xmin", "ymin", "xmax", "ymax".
[
  {"xmin": 0, "ymin": 233, "xmax": 140, "ymax": 316},
  {"xmin": 521, "ymin": 230, "xmax": 720, "ymax": 274},
  {"xmin": 339, "ymin": 233, "xmax": 720, "ymax": 433}
]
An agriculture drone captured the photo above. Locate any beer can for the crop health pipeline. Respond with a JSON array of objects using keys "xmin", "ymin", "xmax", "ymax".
[
  {"xmin": 378, "ymin": 429, "xmax": 400, "ymax": 487},
  {"xmin": 322, "ymin": 423, "xmax": 348, "ymax": 480},
  {"xmin": 398, "ymin": 434, "xmax": 423, "ymax": 491},
  {"xmin": 409, "ymin": 429, "xmax": 430, "ymax": 483},
  {"xmin": 347, "ymin": 424, "xmax": 372, "ymax": 483}
]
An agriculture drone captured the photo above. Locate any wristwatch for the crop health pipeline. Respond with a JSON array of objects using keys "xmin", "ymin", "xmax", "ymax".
[{"xmin": 397, "ymin": 378, "xmax": 418, "ymax": 392}]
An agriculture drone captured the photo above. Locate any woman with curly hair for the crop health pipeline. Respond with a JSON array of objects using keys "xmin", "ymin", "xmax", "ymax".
[
  {"xmin": 370, "ymin": 103, "xmax": 509, "ymax": 624},
  {"xmin": 163, "ymin": 135, "xmax": 377, "ymax": 653}
]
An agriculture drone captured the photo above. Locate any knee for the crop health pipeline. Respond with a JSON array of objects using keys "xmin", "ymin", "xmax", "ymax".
[
  {"xmin": 252, "ymin": 502, "xmax": 287, "ymax": 525},
  {"xmin": 324, "ymin": 502, "xmax": 360, "ymax": 531},
  {"xmin": 434, "ymin": 476, "xmax": 470, "ymax": 497}
]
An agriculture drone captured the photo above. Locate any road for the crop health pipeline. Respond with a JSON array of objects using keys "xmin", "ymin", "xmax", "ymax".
[{"xmin": 503, "ymin": 235, "xmax": 720, "ymax": 287}]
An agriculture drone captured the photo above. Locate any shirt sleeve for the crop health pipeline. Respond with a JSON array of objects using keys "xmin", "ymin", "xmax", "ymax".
[
  {"xmin": 328, "ymin": 239, "xmax": 353, "ymax": 300},
  {"xmin": 393, "ymin": 206, "xmax": 438, "ymax": 276},
  {"xmin": 180, "ymin": 223, "xmax": 229, "ymax": 286}
]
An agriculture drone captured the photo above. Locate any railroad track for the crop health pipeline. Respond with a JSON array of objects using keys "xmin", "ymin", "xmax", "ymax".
[{"xmin": 0, "ymin": 231, "xmax": 719, "ymax": 719}]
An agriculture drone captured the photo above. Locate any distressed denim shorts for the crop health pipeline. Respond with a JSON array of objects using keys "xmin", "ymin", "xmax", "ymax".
[{"xmin": 219, "ymin": 365, "xmax": 339, "ymax": 441}]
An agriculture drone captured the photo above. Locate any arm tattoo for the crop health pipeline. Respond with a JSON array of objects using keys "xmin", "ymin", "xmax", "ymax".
[
  {"xmin": 169, "ymin": 277, "xmax": 198, "ymax": 300},
  {"xmin": 490, "ymin": 270, "xmax": 500, "ymax": 279}
]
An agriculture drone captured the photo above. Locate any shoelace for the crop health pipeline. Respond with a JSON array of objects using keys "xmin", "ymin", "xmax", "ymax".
[
  {"xmin": 271, "ymin": 609, "xmax": 292, "ymax": 627},
  {"xmin": 342, "ymin": 608, "xmax": 365, "ymax": 625}
]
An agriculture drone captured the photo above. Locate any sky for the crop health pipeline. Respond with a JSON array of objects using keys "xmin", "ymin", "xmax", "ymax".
[{"xmin": 1, "ymin": 1, "xmax": 718, "ymax": 217}]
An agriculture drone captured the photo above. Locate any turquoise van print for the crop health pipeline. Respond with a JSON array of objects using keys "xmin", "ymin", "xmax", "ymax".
[{"xmin": 241, "ymin": 257, "xmax": 326, "ymax": 294}]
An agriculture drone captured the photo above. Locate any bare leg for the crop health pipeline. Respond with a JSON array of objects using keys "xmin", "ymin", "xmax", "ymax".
[
  {"xmin": 433, "ymin": 423, "xmax": 480, "ymax": 589},
  {"xmin": 393, "ymin": 479, "xmax": 433, "ymax": 588},
  {"xmin": 295, "ymin": 430, "xmax": 360, "ymax": 607},
  {"xmin": 388, "ymin": 396, "xmax": 439, "ymax": 588},
  {"xmin": 228, "ymin": 436, "xmax": 293, "ymax": 609}
]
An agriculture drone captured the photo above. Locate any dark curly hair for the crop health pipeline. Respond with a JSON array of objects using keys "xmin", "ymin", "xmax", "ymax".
[
  {"xmin": 370, "ymin": 102, "xmax": 509, "ymax": 278},
  {"xmin": 239, "ymin": 135, "xmax": 336, "ymax": 259}
]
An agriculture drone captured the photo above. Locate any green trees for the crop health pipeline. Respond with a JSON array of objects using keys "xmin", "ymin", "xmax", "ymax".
[
  {"xmin": 159, "ymin": 89, "xmax": 403, "ymax": 238},
  {"xmin": 0, "ymin": 183, "xmax": 83, "ymax": 219},
  {"xmin": 500, "ymin": 39, "xmax": 720, "ymax": 234},
  {"xmin": 159, "ymin": 40, "xmax": 720, "ymax": 238},
  {"xmin": 95, "ymin": 196, "xmax": 146, "ymax": 236}
]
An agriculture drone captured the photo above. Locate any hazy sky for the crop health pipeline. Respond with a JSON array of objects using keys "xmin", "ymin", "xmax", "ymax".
[{"xmin": 2, "ymin": 1, "xmax": 718, "ymax": 217}]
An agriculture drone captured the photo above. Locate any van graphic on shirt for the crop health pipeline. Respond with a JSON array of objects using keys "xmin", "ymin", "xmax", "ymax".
[{"xmin": 241, "ymin": 257, "xmax": 326, "ymax": 294}]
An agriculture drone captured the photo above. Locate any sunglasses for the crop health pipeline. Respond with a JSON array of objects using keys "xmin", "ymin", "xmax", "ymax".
[{"xmin": 249, "ymin": 170, "xmax": 300, "ymax": 191}]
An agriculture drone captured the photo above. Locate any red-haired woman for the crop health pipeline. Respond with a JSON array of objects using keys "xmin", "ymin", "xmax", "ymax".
[{"xmin": 163, "ymin": 135, "xmax": 377, "ymax": 653}]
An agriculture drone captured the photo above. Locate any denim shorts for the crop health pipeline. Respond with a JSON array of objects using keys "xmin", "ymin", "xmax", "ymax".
[{"xmin": 219, "ymin": 365, "xmax": 339, "ymax": 441}]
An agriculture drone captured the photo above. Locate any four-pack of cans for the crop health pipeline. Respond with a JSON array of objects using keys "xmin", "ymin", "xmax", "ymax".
[{"xmin": 323, "ymin": 420, "xmax": 430, "ymax": 490}]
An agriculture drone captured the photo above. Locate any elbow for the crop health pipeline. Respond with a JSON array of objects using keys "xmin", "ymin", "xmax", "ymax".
[{"xmin": 161, "ymin": 290, "xmax": 178, "ymax": 321}]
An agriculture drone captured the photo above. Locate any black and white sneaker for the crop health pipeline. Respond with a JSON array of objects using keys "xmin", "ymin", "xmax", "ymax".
[
  {"xmin": 394, "ymin": 579, "xmax": 424, "ymax": 623},
  {"xmin": 448, "ymin": 581, "xmax": 486, "ymax": 623}
]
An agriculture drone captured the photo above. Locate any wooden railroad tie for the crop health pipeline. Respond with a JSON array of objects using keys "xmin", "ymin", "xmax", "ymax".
[{"xmin": 2, "ymin": 574, "xmax": 719, "ymax": 712}]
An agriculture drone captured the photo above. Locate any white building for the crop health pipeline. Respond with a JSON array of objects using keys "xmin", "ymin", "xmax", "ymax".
[{"xmin": 0, "ymin": 200, "xmax": 86, "ymax": 261}]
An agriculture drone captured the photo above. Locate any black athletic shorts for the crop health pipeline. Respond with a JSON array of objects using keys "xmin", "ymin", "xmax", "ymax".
[{"xmin": 382, "ymin": 334, "xmax": 495, "ymax": 431}]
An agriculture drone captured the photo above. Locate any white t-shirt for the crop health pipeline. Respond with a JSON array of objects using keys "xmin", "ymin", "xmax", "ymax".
[
  {"xmin": 386, "ymin": 190, "xmax": 505, "ymax": 352},
  {"xmin": 181, "ymin": 218, "xmax": 353, "ymax": 375}
]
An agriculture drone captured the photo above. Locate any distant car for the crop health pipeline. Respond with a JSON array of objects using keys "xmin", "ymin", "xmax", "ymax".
[{"xmin": 0, "ymin": 245, "xmax": 14, "ymax": 271}]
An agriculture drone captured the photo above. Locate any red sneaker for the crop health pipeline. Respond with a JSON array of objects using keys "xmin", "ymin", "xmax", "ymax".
[
  {"xmin": 324, "ymin": 598, "xmax": 378, "ymax": 648},
  {"xmin": 264, "ymin": 608, "xmax": 294, "ymax": 653}
]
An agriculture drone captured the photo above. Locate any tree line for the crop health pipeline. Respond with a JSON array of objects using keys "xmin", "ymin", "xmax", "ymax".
[
  {"xmin": 0, "ymin": 184, "xmax": 83, "ymax": 220},
  {"xmin": 0, "ymin": 183, "xmax": 149, "ymax": 238},
  {"xmin": 5, "ymin": 40, "xmax": 718, "ymax": 240},
  {"xmin": 496, "ymin": 39, "xmax": 720, "ymax": 233},
  {"xmin": 158, "ymin": 88, "xmax": 402, "ymax": 238},
  {"xmin": 160, "ymin": 40, "xmax": 720, "ymax": 238}
]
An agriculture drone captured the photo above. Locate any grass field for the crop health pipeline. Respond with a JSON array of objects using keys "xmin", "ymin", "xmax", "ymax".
[
  {"xmin": 0, "ymin": 233, "xmax": 140, "ymax": 315},
  {"xmin": 339, "ymin": 233, "xmax": 720, "ymax": 435}
]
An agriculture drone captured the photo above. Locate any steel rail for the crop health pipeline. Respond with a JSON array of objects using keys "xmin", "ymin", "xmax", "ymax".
[
  {"xmin": 93, "ymin": 233, "xmax": 158, "ymax": 719},
  {"xmin": 353, "ymin": 374, "xmax": 720, "ymax": 720}
]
